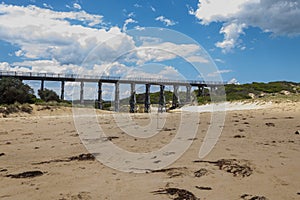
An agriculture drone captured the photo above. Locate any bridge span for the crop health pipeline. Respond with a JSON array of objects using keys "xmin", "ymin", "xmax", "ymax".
[{"xmin": 0, "ymin": 70, "xmax": 227, "ymax": 112}]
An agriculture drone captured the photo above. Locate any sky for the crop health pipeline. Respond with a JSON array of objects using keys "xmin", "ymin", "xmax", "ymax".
[{"xmin": 0, "ymin": 0, "xmax": 299, "ymax": 99}]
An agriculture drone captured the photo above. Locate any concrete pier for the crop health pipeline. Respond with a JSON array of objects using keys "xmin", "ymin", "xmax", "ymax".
[
  {"xmin": 197, "ymin": 86, "xmax": 204, "ymax": 97},
  {"xmin": 115, "ymin": 82, "xmax": 120, "ymax": 112},
  {"xmin": 61, "ymin": 81, "xmax": 65, "ymax": 100},
  {"xmin": 158, "ymin": 85, "xmax": 166, "ymax": 113},
  {"xmin": 210, "ymin": 86, "xmax": 216, "ymax": 95},
  {"xmin": 186, "ymin": 85, "xmax": 191, "ymax": 103},
  {"xmin": 40, "ymin": 80, "xmax": 44, "ymax": 91},
  {"xmin": 97, "ymin": 81, "xmax": 102, "ymax": 109},
  {"xmin": 144, "ymin": 84, "xmax": 151, "ymax": 113},
  {"xmin": 129, "ymin": 83, "xmax": 136, "ymax": 113},
  {"xmin": 80, "ymin": 81, "xmax": 84, "ymax": 104},
  {"xmin": 172, "ymin": 85, "xmax": 179, "ymax": 108}
]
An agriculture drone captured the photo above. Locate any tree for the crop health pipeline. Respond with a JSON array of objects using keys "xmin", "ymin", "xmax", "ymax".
[
  {"xmin": 38, "ymin": 88, "xmax": 60, "ymax": 102},
  {"xmin": 0, "ymin": 78, "xmax": 35, "ymax": 104}
]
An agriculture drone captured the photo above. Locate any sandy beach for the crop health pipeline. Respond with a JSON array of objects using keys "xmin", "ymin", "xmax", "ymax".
[{"xmin": 0, "ymin": 102, "xmax": 299, "ymax": 200}]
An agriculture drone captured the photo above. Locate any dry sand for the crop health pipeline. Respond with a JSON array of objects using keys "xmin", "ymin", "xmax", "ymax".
[{"xmin": 0, "ymin": 102, "xmax": 299, "ymax": 200}]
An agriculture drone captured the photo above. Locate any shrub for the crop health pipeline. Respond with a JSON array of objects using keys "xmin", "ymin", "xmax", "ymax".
[
  {"xmin": 20, "ymin": 104, "xmax": 33, "ymax": 114},
  {"xmin": 0, "ymin": 103, "xmax": 32, "ymax": 115},
  {"xmin": 38, "ymin": 89, "xmax": 59, "ymax": 102},
  {"xmin": 0, "ymin": 78, "xmax": 36, "ymax": 104}
]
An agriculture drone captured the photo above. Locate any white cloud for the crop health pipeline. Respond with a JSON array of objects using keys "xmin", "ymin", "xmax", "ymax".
[
  {"xmin": 15, "ymin": 50, "xmax": 25, "ymax": 57},
  {"xmin": 214, "ymin": 58, "xmax": 225, "ymax": 64},
  {"xmin": 207, "ymin": 69, "xmax": 232, "ymax": 77},
  {"xmin": 134, "ymin": 4, "xmax": 142, "ymax": 8},
  {"xmin": 187, "ymin": 4, "xmax": 195, "ymax": 15},
  {"xmin": 195, "ymin": 0, "xmax": 256, "ymax": 25},
  {"xmin": 155, "ymin": 16, "xmax": 177, "ymax": 26},
  {"xmin": 93, "ymin": 62, "xmax": 131, "ymax": 77},
  {"xmin": 150, "ymin": 6, "xmax": 156, "ymax": 12},
  {"xmin": 127, "ymin": 12, "xmax": 135, "ymax": 18},
  {"xmin": 215, "ymin": 22, "xmax": 247, "ymax": 53},
  {"xmin": 158, "ymin": 66, "xmax": 182, "ymax": 80},
  {"xmin": 0, "ymin": 4, "xmax": 135, "ymax": 65},
  {"xmin": 43, "ymin": 3, "xmax": 53, "ymax": 9},
  {"xmin": 134, "ymin": 26, "xmax": 145, "ymax": 31},
  {"xmin": 13, "ymin": 59, "xmax": 82, "ymax": 74},
  {"xmin": 186, "ymin": 56, "xmax": 209, "ymax": 63},
  {"xmin": 0, "ymin": 62, "xmax": 31, "ymax": 72},
  {"xmin": 194, "ymin": 0, "xmax": 300, "ymax": 52},
  {"xmin": 228, "ymin": 78, "xmax": 240, "ymax": 85},
  {"xmin": 122, "ymin": 18, "xmax": 137, "ymax": 32},
  {"xmin": 0, "ymin": 3, "xmax": 206, "ymax": 82},
  {"xmin": 0, "ymin": 62, "xmax": 11, "ymax": 71},
  {"xmin": 73, "ymin": 3, "xmax": 82, "ymax": 10},
  {"xmin": 134, "ymin": 42, "xmax": 201, "ymax": 65}
]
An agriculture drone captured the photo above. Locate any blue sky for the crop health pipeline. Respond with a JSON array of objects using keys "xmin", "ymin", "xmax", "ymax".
[{"xmin": 0, "ymin": 0, "xmax": 299, "ymax": 88}]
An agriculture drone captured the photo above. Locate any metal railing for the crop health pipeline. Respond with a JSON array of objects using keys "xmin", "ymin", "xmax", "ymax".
[{"xmin": 0, "ymin": 70, "xmax": 227, "ymax": 85}]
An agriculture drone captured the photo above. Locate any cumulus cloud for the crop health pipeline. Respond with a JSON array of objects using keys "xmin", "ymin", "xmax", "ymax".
[
  {"xmin": 0, "ymin": 62, "xmax": 32, "ymax": 72},
  {"xmin": 228, "ymin": 78, "xmax": 240, "ymax": 85},
  {"xmin": 194, "ymin": 0, "xmax": 300, "ymax": 52},
  {"xmin": 0, "ymin": 3, "xmax": 205, "ymax": 83},
  {"xmin": 155, "ymin": 16, "xmax": 177, "ymax": 26},
  {"xmin": 0, "ymin": 62, "xmax": 11, "ymax": 71},
  {"xmin": 0, "ymin": 4, "xmax": 136, "ymax": 66},
  {"xmin": 215, "ymin": 22, "xmax": 247, "ymax": 53},
  {"xmin": 13, "ymin": 59, "xmax": 83, "ymax": 74}
]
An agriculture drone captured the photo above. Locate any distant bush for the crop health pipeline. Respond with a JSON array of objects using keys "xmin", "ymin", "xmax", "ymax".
[
  {"xmin": 0, "ymin": 78, "xmax": 36, "ymax": 104},
  {"xmin": 38, "ymin": 88, "xmax": 59, "ymax": 102},
  {"xmin": 0, "ymin": 103, "xmax": 33, "ymax": 115},
  {"xmin": 20, "ymin": 104, "xmax": 33, "ymax": 113},
  {"xmin": 250, "ymin": 81, "xmax": 295, "ymax": 93}
]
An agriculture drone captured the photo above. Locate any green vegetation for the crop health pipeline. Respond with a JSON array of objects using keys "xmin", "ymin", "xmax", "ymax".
[
  {"xmin": 116, "ymin": 81, "xmax": 300, "ymax": 110},
  {"xmin": 0, "ymin": 77, "xmax": 299, "ymax": 114},
  {"xmin": 224, "ymin": 81, "xmax": 299, "ymax": 101},
  {"xmin": 0, "ymin": 78, "xmax": 71, "ymax": 115},
  {"xmin": 0, "ymin": 77, "xmax": 36, "ymax": 104},
  {"xmin": 38, "ymin": 88, "xmax": 60, "ymax": 102},
  {"xmin": 0, "ymin": 103, "xmax": 33, "ymax": 116},
  {"xmin": 130, "ymin": 81, "xmax": 300, "ymax": 107}
]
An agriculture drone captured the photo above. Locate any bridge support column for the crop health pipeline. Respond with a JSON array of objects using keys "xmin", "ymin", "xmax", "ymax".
[
  {"xmin": 172, "ymin": 85, "xmax": 179, "ymax": 108},
  {"xmin": 115, "ymin": 82, "xmax": 120, "ymax": 112},
  {"xmin": 186, "ymin": 85, "xmax": 191, "ymax": 104},
  {"xmin": 129, "ymin": 83, "xmax": 136, "ymax": 113},
  {"xmin": 80, "ymin": 81, "xmax": 84, "ymax": 104},
  {"xmin": 144, "ymin": 84, "xmax": 151, "ymax": 113},
  {"xmin": 97, "ymin": 81, "xmax": 102, "ymax": 109},
  {"xmin": 60, "ymin": 81, "xmax": 65, "ymax": 100},
  {"xmin": 40, "ymin": 80, "xmax": 44, "ymax": 91},
  {"xmin": 210, "ymin": 86, "xmax": 216, "ymax": 95},
  {"xmin": 158, "ymin": 85, "xmax": 166, "ymax": 113},
  {"xmin": 197, "ymin": 86, "xmax": 204, "ymax": 97}
]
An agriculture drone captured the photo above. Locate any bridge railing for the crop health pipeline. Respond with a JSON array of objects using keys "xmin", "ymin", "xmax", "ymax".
[{"xmin": 0, "ymin": 70, "xmax": 227, "ymax": 85}]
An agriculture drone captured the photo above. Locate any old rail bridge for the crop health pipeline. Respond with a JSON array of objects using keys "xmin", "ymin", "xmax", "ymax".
[{"xmin": 0, "ymin": 70, "xmax": 227, "ymax": 112}]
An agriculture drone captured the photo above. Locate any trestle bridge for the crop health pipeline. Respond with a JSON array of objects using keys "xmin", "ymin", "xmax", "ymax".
[{"xmin": 0, "ymin": 70, "xmax": 227, "ymax": 112}]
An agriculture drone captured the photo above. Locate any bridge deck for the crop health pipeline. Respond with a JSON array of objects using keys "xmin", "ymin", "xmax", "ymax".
[{"xmin": 0, "ymin": 70, "xmax": 226, "ymax": 86}]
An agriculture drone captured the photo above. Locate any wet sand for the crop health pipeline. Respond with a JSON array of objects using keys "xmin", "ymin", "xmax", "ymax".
[{"xmin": 0, "ymin": 102, "xmax": 299, "ymax": 200}]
